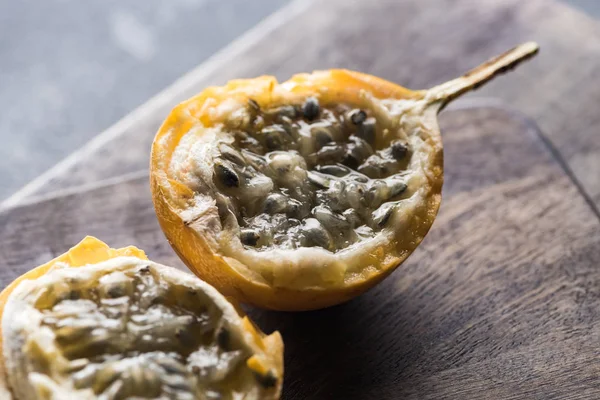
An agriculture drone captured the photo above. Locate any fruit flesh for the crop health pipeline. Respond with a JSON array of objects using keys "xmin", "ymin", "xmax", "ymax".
[
  {"xmin": 0, "ymin": 237, "xmax": 283, "ymax": 399},
  {"xmin": 206, "ymin": 99, "xmax": 414, "ymax": 252},
  {"xmin": 0, "ymin": 237, "xmax": 147, "ymax": 399}
]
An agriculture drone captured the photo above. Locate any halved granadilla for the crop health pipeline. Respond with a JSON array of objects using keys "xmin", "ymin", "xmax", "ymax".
[
  {"xmin": 0, "ymin": 237, "xmax": 283, "ymax": 399},
  {"xmin": 151, "ymin": 42, "xmax": 538, "ymax": 311}
]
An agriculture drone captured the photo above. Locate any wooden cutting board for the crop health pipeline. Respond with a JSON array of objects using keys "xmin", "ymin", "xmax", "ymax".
[{"xmin": 2, "ymin": 105, "xmax": 599, "ymax": 399}]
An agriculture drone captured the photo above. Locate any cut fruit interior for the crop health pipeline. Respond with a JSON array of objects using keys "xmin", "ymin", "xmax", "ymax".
[
  {"xmin": 0, "ymin": 237, "xmax": 283, "ymax": 400},
  {"xmin": 209, "ymin": 99, "xmax": 412, "ymax": 252},
  {"xmin": 151, "ymin": 42, "xmax": 539, "ymax": 310}
]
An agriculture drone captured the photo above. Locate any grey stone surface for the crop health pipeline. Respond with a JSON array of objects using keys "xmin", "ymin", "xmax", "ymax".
[
  {"xmin": 0, "ymin": 0, "xmax": 290, "ymax": 200},
  {"xmin": 565, "ymin": 0, "xmax": 600, "ymax": 17}
]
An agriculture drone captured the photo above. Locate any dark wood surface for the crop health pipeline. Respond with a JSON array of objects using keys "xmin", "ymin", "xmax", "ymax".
[
  {"xmin": 2, "ymin": 107, "xmax": 600, "ymax": 399},
  {"xmin": 7, "ymin": 0, "xmax": 600, "ymax": 213}
]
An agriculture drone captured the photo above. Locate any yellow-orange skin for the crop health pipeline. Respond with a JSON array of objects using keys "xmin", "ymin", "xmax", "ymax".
[
  {"xmin": 0, "ymin": 237, "xmax": 284, "ymax": 399},
  {"xmin": 151, "ymin": 70, "xmax": 443, "ymax": 311}
]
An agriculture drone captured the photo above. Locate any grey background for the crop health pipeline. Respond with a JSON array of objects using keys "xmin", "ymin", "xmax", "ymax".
[
  {"xmin": 0, "ymin": 0, "xmax": 290, "ymax": 200},
  {"xmin": 0, "ymin": 0, "xmax": 596, "ymax": 201}
]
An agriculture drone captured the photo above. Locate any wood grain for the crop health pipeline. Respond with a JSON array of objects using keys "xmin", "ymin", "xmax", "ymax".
[
  {"xmin": 2, "ymin": 107, "xmax": 599, "ymax": 399},
  {"xmin": 9, "ymin": 0, "xmax": 600, "ymax": 213}
]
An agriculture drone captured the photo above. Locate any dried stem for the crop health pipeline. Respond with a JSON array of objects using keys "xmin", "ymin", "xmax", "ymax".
[{"xmin": 427, "ymin": 41, "xmax": 539, "ymax": 108}]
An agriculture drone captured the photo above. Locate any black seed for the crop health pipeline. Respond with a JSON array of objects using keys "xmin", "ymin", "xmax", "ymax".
[
  {"xmin": 344, "ymin": 135, "xmax": 373, "ymax": 169},
  {"xmin": 262, "ymin": 126, "xmax": 288, "ymax": 151},
  {"xmin": 389, "ymin": 180, "xmax": 408, "ymax": 197},
  {"xmin": 379, "ymin": 211, "xmax": 392, "ymax": 227},
  {"xmin": 217, "ymin": 327, "xmax": 230, "ymax": 350},
  {"xmin": 316, "ymin": 164, "xmax": 350, "ymax": 177},
  {"xmin": 241, "ymin": 150, "xmax": 267, "ymax": 169},
  {"xmin": 373, "ymin": 204, "xmax": 395, "ymax": 227},
  {"xmin": 366, "ymin": 180, "xmax": 387, "ymax": 208},
  {"xmin": 370, "ymin": 179, "xmax": 387, "ymax": 191},
  {"xmin": 301, "ymin": 219, "xmax": 333, "ymax": 250},
  {"xmin": 287, "ymin": 198, "xmax": 304, "ymax": 217},
  {"xmin": 107, "ymin": 285, "xmax": 125, "ymax": 298},
  {"xmin": 139, "ymin": 266, "xmax": 150, "ymax": 274},
  {"xmin": 254, "ymin": 370, "xmax": 278, "ymax": 388},
  {"xmin": 263, "ymin": 193, "xmax": 288, "ymax": 214},
  {"xmin": 219, "ymin": 143, "xmax": 245, "ymax": 166},
  {"xmin": 234, "ymin": 130, "xmax": 250, "ymax": 140},
  {"xmin": 240, "ymin": 229, "xmax": 260, "ymax": 246},
  {"xmin": 277, "ymin": 105, "xmax": 299, "ymax": 120},
  {"xmin": 159, "ymin": 360, "xmax": 186, "ymax": 375},
  {"xmin": 68, "ymin": 291, "xmax": 80, "ymax": 300},
  {"xmin": 357, "ymin": 160, "xmax": 385, "ymax": 179},
  {"xmin": 151, "ymin": 296, "xmax": 162, "ymax": 305},
  {"xmin": 280, "ymin": 117, "xmax": 300, "ymax": 140},
  {"xmin": 302, "ymin": 97, "xmax": 320, "ymax": 120},
  {"xmin": 343, "ymin": 208, "xmax": 362, "ymax": 227},
  {"xmin": 316, "ymin": 144, "xmax": 345, "ymax": 163},
  {"xmin": 342, "ymin": 154, "xmax": 360, "ymax": 169},
  {"xmin": 248, "ymin": 98, "xmax": 260, "ymax": 113},
  {"xmin": 214, "ymin": 162, "xmax": 240, "ymax": 188},
  {"xmin": 347, "ymin": 172, "xmax": 369, "ymax": 183},
  {"xmin": 265, "ymin": 135, "xmax": 281, "ymax": 150},
  {"xmin": 175, "ymin": 326, "xmax": 195, "ymax": 347},
  {"xmin": 313, "ymin": 205, "xmax": 350, "ymax": 230},
  {"xmin": 391, "ymin": 140, "xmax": 409, "ymax": 160},
  {"xmin": 307, "ymin": 171, "xmax": 330, "ymax": 189},
  {"xmin": 357, "ymin": 119, "xmax": 376, "ymax": 145},
  {"xmin": 349, "ymin": 109, "xmax": 367, "ymax": 125},
  {"xmin": 313, "ymin": 127, "xmax": 333, "ymax": 149},
  {"xmin": 240, "ymin": 135, "xmax": 263, "ymax": 154}
]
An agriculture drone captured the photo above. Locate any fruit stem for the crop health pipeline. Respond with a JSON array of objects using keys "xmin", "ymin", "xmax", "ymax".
[{"xmin": 426, "ymin": 41, "xmax": 539, "ymax": 108}]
